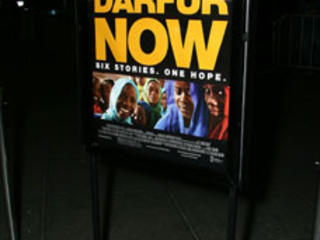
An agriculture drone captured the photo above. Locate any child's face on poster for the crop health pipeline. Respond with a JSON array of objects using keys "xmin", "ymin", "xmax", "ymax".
[
  {"xmin": 147, "ymin": 81, "xmax": 160, "ymax": 105},
  {"xmin": 158, "ymin": 79, "xmax": 165, "ymax": 88},
  {"xmin": 138, "ymin": 77, "xmax": 146, "ymax": 86},
  {"xmin": 203, "ymin": 84, "xmax": 225, "ymax": 118},
  {"xmin": 93, "ymin": 77, "xmax": 102, "ymax": 100},
  {"xmin": 116, "ymin": 84, "xmax": 137, "ymax": 120},
  {"xmin": 174, "ymin": 81, "xmax": 194, "ymax": 121},
  {"xmin": 103, "ymin": 82, "xmax": 113, "ymax": 108}
]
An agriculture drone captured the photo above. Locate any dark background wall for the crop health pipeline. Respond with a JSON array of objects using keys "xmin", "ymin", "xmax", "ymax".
[{"xmin": 0, "ymin": 0, "xmax": 320, "ymax": 239}]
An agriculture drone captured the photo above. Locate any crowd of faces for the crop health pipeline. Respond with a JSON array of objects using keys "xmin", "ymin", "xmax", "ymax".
[{"xmin": 93, "ymin": 74, "xmax": 228, "ymax": 139}]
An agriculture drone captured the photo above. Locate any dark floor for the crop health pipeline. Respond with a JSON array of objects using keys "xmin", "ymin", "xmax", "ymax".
[{"xmin": 1, "ymin": 63, "xmax": 319, "ymax": 240}]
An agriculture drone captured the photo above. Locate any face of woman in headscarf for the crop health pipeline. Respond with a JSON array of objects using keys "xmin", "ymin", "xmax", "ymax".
[
  {"xmin": 147, "ymin": 81, "xmax": 160, "ymax": 105},
  {"xmin": 116, "ymin": 84, "xmax": 137, "ymax": 120},
  {"xmin": 161, "ymin": 92, "xmax": 167, "ymax": 110},
  {"xmin": 203, "ymin": 84, "xmax": 225, "ymax": 118},
  {"xmin": 174, "ymin": 81, "xmax": 194, "ymax": 122}
]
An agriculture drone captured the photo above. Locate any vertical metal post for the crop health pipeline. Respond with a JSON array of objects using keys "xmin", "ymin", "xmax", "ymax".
[
  {"xmin": 0, "ymin": 89, "xmax": 18, "ymax": 240},
  {"xmin": 227, "ymin": 185, "xmax": 238, "ymax": 240},
  {"xmin": 102, "ymin": 162, "xmax": 115, "ymax": 240},
  {"xmin": 90, "ymin": 151, "xmax": 101, "ymax": 240},
  {"xmin": 74, "ymin": 1, "xmax": 101, "ymax": 239},
  {"xmin": 313, "ymin": 161, "xmax": 320, "ymax": 240}
]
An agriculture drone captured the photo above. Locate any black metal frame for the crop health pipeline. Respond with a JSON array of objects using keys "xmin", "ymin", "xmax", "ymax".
[
  {"xmin": 0, "ymin": 88, "xmax": 18, "ymax": 240},
  {"xmin": 74, "ymin": 0, "xmax": 254, "ymax": 238}
]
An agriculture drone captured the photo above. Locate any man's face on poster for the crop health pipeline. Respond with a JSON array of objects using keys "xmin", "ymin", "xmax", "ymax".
[
  {"xmin": 174, "ymin": 81, "xmax": 194, "ymax": 121},
  {"xmin": 116, "ymin": 84, "xmax": 137, "ymax": 120},
  {"xmin": 203, "ymin": 84, "xmax": 225, "ymax": 118}
]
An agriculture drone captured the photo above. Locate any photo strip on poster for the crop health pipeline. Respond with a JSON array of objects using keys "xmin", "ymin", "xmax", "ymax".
[{"xmin": 90, "ymin": 0, "xmax": 232, "ymax": 169}]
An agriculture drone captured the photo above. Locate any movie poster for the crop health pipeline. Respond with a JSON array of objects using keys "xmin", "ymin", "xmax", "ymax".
[{"xmin": 89, "ymin": 0, "xmax": 232, "ymax": 171}]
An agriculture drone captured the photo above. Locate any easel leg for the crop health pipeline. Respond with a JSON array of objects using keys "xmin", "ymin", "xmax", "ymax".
[
  {"xmin": 90, "ymin": 151, "xmax": 101, "ymax": 240},
  {"xmin": 313, "ymin": 162, "xmax": 320, "ymax": 240},
  {"xmin": 102, "ymin": 162, "xmax": 115, "ymax": 240},
  {"xmin": 227, "ymin": 185, "xmax": 238, "ymax": 240},
  {"xmin": 1, "ymin": 96, "xmax": 18, "ymax": 240}
]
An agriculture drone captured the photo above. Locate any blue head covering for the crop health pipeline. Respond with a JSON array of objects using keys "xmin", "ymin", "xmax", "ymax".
[
  {"xmin": 101, "ymin": 78, "xmax": 139, "ymax": 124},
  {"xmin": 155, "ymin": 80, "xmax": 208, "ymax": 137},
  {"xmin": 163, "ymin": 80, "xmax": 175, "ymax": 106}
]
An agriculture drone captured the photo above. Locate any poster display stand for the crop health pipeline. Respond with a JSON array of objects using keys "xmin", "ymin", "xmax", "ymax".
[
  {"xmin": 77, "ymin": 0, "xmax": 253, "ymax": 238},
  {"xmin": 0, "ymin": 88, "xmax": 18, "ymax": 240}
]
